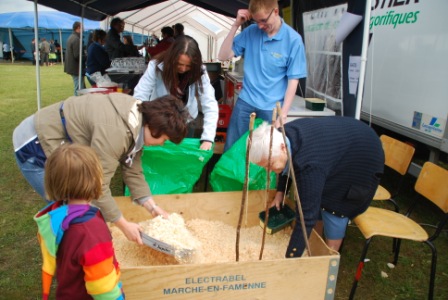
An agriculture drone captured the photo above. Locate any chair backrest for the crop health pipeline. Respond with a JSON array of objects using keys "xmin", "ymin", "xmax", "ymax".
[
  {"xmin": 380, "ymin": 135, "xmax": 415, "ymax": 175},
  {"xmin": 415, "ymin": 162, "xmax": 448, "ymax": 213}
]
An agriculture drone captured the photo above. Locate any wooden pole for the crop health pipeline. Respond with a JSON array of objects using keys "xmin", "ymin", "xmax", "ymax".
[
  {"xmin": 236, "ymin": 112, "xmax": 256, "ymax": 261},
  {"xmin": 259, "ymin": 108, "xmax": 277, "ymax": 260},
  {"xmin": 276, "ymin": 102, "xmax": 312, "ymax": 256}
]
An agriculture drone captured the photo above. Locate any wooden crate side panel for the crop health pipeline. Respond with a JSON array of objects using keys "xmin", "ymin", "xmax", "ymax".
[
  {"xmin": 113, "ymin": 193, "xmax": 340, "ymax": 299},
  {"xmin": 120, "ymin": 256, "xmax": 339, "ymax": 300},
  {"xmin": 115, "ymin": 190, "xmax": 276, "ymax": 227}
]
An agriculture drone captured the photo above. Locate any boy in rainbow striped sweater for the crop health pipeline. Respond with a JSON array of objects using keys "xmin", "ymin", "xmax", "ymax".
[{"xmin": 34, "ymin": 144, "xmax": 125, "ymax": 300}]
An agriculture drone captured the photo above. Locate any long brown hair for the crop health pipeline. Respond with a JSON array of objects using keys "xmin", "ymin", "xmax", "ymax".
[{"xmin": 155, "ymin": 35, "xmax": 204, "ymax": 97}]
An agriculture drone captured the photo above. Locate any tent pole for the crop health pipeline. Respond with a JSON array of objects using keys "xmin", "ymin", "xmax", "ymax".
[
  {"xmin": 214, "ymin": 37, "xmax": 218, "ymax": 61},
  {"xmin": 33, "ymin": 0, "xmax": 42, "ymax": 110},
  {"xmin": 59, "ymin": 29, "xmax": 64, "ymax": 64},
  {"xmin": 78, "ymin": 6, "xmax": 85, "ymax": 94},
  {"xmin": 132, "ymin": 25, "xmax": 135, "ymax": 42},
  {"xmin": 8, "ymin": 28, "xmax": 14, "ymax": 64},
  {"xmin": 355, "ymin": 0, "xmax": 372, "ymax": 119}
]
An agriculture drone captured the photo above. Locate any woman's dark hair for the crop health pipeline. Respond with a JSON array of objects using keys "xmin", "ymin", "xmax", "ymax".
[
  {"xmin": 123, "ymin": 35, "xmax": 135, "ymax": 46},
  {"xmin": 173, "ymin": 23, "xmax": 184, "ymax": 36},
  {"xmin": 155, "ymin": 35, "xmax": 204, "ymax": 98},
  {"xmin": 93, "ymin": 29, "xmax": 107, "ymax": 42},
  {"xmin": 138, "ymin": 95, "xmax": 188, "ymax": 144},
  {"xmin": 110, "ymin": 17, "xmax": 123, "ymax": 28},
  {"xmin": 161, "ymin": 26, "xmax": 174, "ymax": 37}
]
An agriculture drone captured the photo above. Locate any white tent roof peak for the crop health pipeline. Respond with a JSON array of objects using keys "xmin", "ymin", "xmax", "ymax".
[{"xmin": 106, "ymin": 0, "xmax": 236, "ymax": 38}]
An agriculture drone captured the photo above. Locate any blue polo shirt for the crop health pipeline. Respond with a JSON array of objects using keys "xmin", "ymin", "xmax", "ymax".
[{"xmin": 233, "ymin": 21, "xmax": 307, "ymax": 110}]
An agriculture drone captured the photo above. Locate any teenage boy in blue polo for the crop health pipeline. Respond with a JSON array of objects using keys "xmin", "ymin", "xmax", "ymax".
[{"xmin": 218, "ymin": 0, "xmax": 307, "ymax": 152}]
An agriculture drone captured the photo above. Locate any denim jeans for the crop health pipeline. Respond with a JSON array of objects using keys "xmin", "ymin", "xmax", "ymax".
[
  {"xmin": 14, "ymin": 153, "xmax": 47, "ymax": 201},
  {"xmin": 71, "ymin": 75, "xmax": 86, "ymax": 96},
  {"xmin": 223, "ymin": 98, "xmax": 275, "ymax": 152}
]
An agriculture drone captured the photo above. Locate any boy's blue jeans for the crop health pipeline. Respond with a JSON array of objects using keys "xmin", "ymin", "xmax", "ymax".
[{"xmin": 223, "ymin": 98, "xmax": 275, "ymax": 152}]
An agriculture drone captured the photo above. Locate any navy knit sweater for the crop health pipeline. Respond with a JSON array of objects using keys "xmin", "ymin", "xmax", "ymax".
[{"xmin": 278, "ymin": 116, "xmax": 384, "ymax": 257}]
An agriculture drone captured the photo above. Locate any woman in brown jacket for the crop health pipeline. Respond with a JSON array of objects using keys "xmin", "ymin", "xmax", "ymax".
[{"xmin": 13, "ymin": 93, "xmax": 188, "ymax": 244}]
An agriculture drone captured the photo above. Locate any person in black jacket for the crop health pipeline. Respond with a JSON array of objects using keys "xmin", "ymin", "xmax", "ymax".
[
  {"xmin": 249, "ymin": 117, "xmax": 384, "ymax": 257},
  {"xmin": 123, "ymin": 35, "xmax": 142, "ymax": 57},
  {"xmin": 105, "ymin": 17, "xmax": 126, "ymax": 60}
]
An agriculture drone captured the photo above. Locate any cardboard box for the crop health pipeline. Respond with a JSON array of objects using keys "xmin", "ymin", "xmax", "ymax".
[{"xmin": 113, "ymin": 191, "xmax": 340, "ymax": 300}]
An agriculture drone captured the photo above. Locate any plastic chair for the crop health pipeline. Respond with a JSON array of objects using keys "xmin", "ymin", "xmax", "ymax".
[
  {"xmin": 373, "ymin": 135, "xmax": 415, "ymax": 212},
  {"xmin": 349, "ymin": 162, "xmax": 448, "ymax": 300}
]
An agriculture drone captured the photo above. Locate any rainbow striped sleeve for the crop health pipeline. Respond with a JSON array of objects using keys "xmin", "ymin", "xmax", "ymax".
[
  {"xmin": 81, "ymin": 241, "xmax": 124, "ymax": 299},
  {"xmin": 34, "ymin": 204, "xmax": 68, "ymax": 300}
]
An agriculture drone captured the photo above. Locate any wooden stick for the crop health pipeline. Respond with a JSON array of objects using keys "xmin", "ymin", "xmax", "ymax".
[
  {"xmin": 236, "ymin": 112, "xmax": 256, "ymax": 261},
  {"xmin": 259, "ymin": 108, "xmax": 277, "ymax": 260},
  {"xmin": 276, "ymin": 102, "xmax": 312, "ymax": 256}
]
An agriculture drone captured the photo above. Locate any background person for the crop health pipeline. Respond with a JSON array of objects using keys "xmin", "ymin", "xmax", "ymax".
[
  {"xmin": 218, "ymin": 0, "xmax": 307, "ymax": 152},
  {"xmin": 54, "ymin": 39, "xmax": 61, "ymax": 63},
  {"xmin": 13, "ymin": 94, "xmax": 188, "ymax": 245},
  {"xmin": 146, "ymin": 26, "xmax": 175, "ymax": 58},
  {"xmin": 86, "ymin": 29, "xmax": 111, "ymax": 86},
  {"xmin": 64, "ymin": 21, "xmax": 86, "ymax": 95},
  {"xmin": 123, "ymin": 35, "xmax": 143, "ymax": 57},
  {"xmin": 173, "ymin": 23, "xmax": 185, "ymax": 39},
  {"xmin": 34, "ymin": 144, "xmax": 125, "ymax": 299},
  {"xmin": 40, "ymin": 38, "xmax": 50, "ymax": 66},
  {"xmin": 49, "ymin": 39, "xmax": 57, "ymax": 65},
  {"xmin": 2, "ymin": 42, "xmax": 11, "ymax": 60},
  {"xmin": 134, "ymin": 35, "xmax": 218, "ymax": 151},
  {"xmin": 105, "ymin": 17, "xmax": 127, "ymax": 60},
  {"xmin": 31, "ymin": 38, "xmax": 38, "ymax": 65},
  {"xmin": 249, "ymin": 117, "xmax": 384, "ymax": 256}
]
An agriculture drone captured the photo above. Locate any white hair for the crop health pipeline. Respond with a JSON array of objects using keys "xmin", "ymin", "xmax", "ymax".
[{"xmin": 248, "ymin": 122, "xmax": 284, "ymax": 164}]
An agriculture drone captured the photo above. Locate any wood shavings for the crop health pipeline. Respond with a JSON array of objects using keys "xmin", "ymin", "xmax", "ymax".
[
  {"xmin": 187, "ymin": 219, "xmax": 290, "ymax": 264},
  {"xmin": 111, "ymin": 215, "xmax": 291, "ymax": 267},
  {"xmin": 140, "ymin": 213, "xmax": 199, "ymax": 252},
  {"xmin": 111, "ymin": 226, "xmax": 179, "ymax": 266}
]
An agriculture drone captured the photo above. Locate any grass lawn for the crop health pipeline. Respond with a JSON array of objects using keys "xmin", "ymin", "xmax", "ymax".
[{"xmin": 0, "ymin": 60, "xmax": 447, "ymax": 299}]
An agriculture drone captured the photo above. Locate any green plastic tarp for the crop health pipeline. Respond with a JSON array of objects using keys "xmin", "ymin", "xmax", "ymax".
[
  {"xmin": 125, "ymin": 138, "xmax": 213, "ymax": 195},
  {"xmin": 210, "ymin": 118, "xmax": 277, "ymax": 192}
]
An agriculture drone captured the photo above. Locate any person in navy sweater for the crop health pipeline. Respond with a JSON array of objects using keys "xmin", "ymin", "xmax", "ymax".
[
  {"xmin": 86, "ymin": 29, "xmax": 111, "ymax": 85},
  {"xmin": 249, "ymin": 116, "xmax": 384, "ymax": 257}
]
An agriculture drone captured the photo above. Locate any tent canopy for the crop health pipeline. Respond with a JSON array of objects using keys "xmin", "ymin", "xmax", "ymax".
[
  {"xmin": 0, "ymin": 11, "xmax": 99, "ymax": 29},
  {"xmin": 29, "ymin": 0, "xmax": 248, "ymax": 21},
  {"xmin": 113, "ymin": 1, "xmax": 236, "ymax": 39}
]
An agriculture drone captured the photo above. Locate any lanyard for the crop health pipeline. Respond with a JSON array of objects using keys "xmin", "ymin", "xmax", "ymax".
[{"xmin": 59, "ymin": 102, "xmax": 72, "ymax": 143}]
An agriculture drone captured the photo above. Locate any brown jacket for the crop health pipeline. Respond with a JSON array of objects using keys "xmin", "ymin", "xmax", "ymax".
[{"xmin": 35, "ymin": 93, "xmax": 150, "ymax": 222}]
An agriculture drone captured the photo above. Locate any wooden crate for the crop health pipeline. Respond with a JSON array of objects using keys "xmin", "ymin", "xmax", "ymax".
[{"xmin": 113, "ymin": 191, "xmax": 340, "ymax": 300}]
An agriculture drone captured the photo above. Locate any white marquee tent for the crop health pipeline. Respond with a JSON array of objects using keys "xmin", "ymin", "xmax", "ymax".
[{"xmin": 104, "ymin": 1, "xmax": 237, "ymax": 61}]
